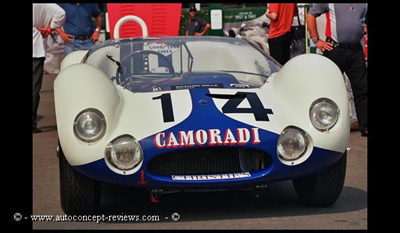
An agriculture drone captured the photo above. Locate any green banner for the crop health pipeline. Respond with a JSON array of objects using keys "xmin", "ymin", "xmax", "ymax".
[{"xmin": 223, "ymin": 8, "xmax": 267, "ymax": 23}]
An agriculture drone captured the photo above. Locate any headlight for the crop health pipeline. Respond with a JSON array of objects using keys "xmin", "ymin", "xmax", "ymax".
[
  {"xmin": 309, "ymin": 98, "xmax": 340, "ymax": 131},
  {"xmin": 277, "ymin": 127, "xmax": 308, "ymax": 161},
  {"xmin": 74, "ymin": 108, "xmax": 106, "ymax": 143},
  {"xmin": 105, "ymin": 135, "xmax": 143, "ymax": 171}
]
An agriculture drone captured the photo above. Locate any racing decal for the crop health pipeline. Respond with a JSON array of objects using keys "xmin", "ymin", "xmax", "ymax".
[
  {"xmin": 171, "ymin": 172, "xmax": 251, "ymax": 180},
  {"xmin": 146, "ymin": 42, "xmax": 180, "ymax": 56},
  {"xmin": 171, "ymin": 83, "xmax": 224, "ymax": 90},
  {"xmin": 153, "ymin": 128, "xmax": 260, "ymax": 149},
  {"xmin": 230, "ymin": 84, "xmax": 250, "ymax": 88},
  {"xmin": 216, "ymin": 92, "xmax": 273, "ymax": 121},
  {"xmin": 152, "ymin": 93, "xmax": 175, "ymax": 122},
  {"xmin": 153, "ymin": 87, "xmax": 162, "ymax": 92}
]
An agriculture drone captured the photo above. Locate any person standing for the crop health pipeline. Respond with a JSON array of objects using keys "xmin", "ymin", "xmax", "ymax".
[
  {"xmin": 185, "ymin": 6, "xmax": 210, "ymax": 36},
  {"xmin": 266, "ymin": 3, "xmax": 297, "ymax": 65},
  {"xmin": 33, "ymin": 4, "xmax": 66, "ymax": 133},
  {"xmin": 307, "ymin": 3, "xmax": 368, "ymax": 137},
  {"xmin": 57, "ymin": 3, "xmax": 102, "ymax": 55}
]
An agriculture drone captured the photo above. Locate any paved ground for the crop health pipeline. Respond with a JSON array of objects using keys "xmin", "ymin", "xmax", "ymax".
[{"xmin": 32, "ymin": 74, "xmax": 367, "ymax": 229}]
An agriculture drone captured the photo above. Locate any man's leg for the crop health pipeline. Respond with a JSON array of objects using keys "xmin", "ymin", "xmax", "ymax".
[
  {"xmin": 323, "ymin": 46, "xmax": 347, "ymax": 73},
  {"xmin": 281, "ymin": 32, "xmax": 292, "ymax": 65},
  {"xmin": 268, "ymin": 36, "xmax": 284, "ymax": 65},
  {"xmin": 344, "ymin": 46, "xmax": 368, "ymax": 136},
  {"xmin": 343, "ymin": 73, "xmax": 359, "ymax": 130},
  {"xmin": 72, "ymin": 39, "xmax": 94, "ymax": 51},
  {"xmin": 81, "ymin": 39, "xmax": 95, "ymax": 50},
  {"xmin": 33, "ymin": 57, "xmax": 45, "ymax": 130},
  {"xmin": 64, "ymin": 39, "xmax": 76, "ymax": 56}
]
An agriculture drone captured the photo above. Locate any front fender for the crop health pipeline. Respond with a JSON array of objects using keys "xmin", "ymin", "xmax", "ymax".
[
  {"xmin": 60, "ymin": 50, "xmax": 89, "ymax": 71},
  {"xmin": 265, "ymin": 54, "xmax": 350, "ymax": 153},
  {"xmin": 54, "ymin": 64, "xmax": 122, "ymax": 165}
]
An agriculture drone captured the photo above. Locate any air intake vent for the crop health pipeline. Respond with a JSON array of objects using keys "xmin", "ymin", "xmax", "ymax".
[{"xmin": 147, "ymin": 147, "xmax": 271, "ymax": 176}]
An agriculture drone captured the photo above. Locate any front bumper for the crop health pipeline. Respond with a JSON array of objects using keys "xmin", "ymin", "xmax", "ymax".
[{"xmin": 72, "ymin": 144, "xmax": 344, "ymax": 189}]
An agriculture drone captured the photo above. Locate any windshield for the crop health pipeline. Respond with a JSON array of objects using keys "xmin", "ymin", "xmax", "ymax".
[{"xmin": 83, "ymin": 36, "xmax": 280, "ymax": 92}]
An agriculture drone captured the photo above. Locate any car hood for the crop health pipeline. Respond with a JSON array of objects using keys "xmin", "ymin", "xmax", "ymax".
[{"xmin": 119, "ymin": 87, "xmax": 279, "ymax": 160}]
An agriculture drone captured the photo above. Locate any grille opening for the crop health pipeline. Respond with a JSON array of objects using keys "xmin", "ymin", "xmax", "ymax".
[{"xmin": 147, "ymin": 147, "xmax": 272, "ymax": 176}]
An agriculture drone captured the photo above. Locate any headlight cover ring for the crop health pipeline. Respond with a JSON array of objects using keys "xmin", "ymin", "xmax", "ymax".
[
  {"xmin": 105, "ymin": 135, "xmax": 143, "ymax": 175},
  {"xmin": 277, "ymin": 126, "xmax": 309, "ymax": 162},
  {"xmin": 309, "ymin": 98, "xmax": 340, "ymax": 132},
  {"xmin": 73, "ymin": 108, "xmax": 106, "ymax": 143}
]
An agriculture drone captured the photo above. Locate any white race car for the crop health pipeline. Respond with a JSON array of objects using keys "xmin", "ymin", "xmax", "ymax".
[{"xmin": 55, "ymin": 16, "xmax": 349, "ymax": 214}]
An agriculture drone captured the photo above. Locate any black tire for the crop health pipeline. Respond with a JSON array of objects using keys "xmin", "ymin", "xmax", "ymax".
[
  {"xmin": 59, "ymin": 144, "xmax": 100, "ymax": 214},
  {"xmin": 293, "ymin": 152, "xmax": 347, "ymax": 207}
]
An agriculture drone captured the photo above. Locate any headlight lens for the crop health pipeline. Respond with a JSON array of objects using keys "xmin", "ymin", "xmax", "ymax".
[
  {"xmin": 310, "ymin": 98, "xmax": 340, "ymax": 131},
  {"xmin": 105, "ymin": 135, "xmax": 143, "ymax": 171},
  {"xmin": 74, "ymin": 109, "xmax": 106, "ymax": 142},
  {"xmin": 277, "ymin": 127, "xmax": 308, "ymax": 161}
]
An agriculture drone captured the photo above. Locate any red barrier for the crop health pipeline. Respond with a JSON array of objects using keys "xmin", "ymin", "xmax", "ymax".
[{"xmin": 107, "ymin": 3, "xmax": 182, "ymax": 39}]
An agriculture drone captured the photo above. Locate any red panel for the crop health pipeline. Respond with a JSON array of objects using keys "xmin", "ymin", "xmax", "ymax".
[
  {"xmin": 325, "ymin": 12, "xmax": 332, "ymax": 39},
  {"xmin": 107, "ymin": 3, "xmax": 182, "ymax": 39},
  {"xmin": 364, "ymin": 34, "xmax": 367, "ymax": 61}
]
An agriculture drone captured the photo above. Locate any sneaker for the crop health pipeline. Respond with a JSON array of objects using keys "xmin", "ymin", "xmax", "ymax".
[{"xmin": 33, "ymin": 127, "xmax": 42, "ymax": 134}]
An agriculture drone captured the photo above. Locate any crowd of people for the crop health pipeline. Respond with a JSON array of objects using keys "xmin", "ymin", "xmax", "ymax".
[{"xmin": 33, "ymin": 3, "xmax": 368, "ymax": 137}]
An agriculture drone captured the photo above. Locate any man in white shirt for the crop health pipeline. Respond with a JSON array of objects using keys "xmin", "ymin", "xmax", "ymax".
[{"xmin": 33, "ymin": 4, "xmax": 66, "ymax": 133}]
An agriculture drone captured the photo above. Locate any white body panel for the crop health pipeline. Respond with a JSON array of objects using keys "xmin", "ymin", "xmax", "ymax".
[
  {"xmin": 55, "ymin": 53, "xmax": 349, "ymax": 166},
  {"xmin": 60, "ymin": 50, "xmax": 88, "ymax": 71}
]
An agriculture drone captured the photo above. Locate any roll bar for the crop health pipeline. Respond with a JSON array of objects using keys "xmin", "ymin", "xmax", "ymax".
[{"xmin": 113, "ymin": 15, "xmax": 148, "ymax": 39}]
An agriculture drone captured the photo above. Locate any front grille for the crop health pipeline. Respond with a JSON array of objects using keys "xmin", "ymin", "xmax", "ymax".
[{"xmin": 147, "ymin": 147, "xmax": 271, "ymax": 176}]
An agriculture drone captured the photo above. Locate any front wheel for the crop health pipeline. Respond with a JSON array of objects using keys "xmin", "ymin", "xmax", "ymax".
[
  {"xmin": 59, "ymin": 144, "xmax": 101, "ymax": 214},
  {"xmin": 292, "ymin": 152, "xmax": 347, "ymax": 207}
]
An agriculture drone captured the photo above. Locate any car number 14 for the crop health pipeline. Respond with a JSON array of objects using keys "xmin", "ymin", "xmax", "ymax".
[{"xmin": 152, "ymin": 92, "xmax": 273, "ymax": 123}]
